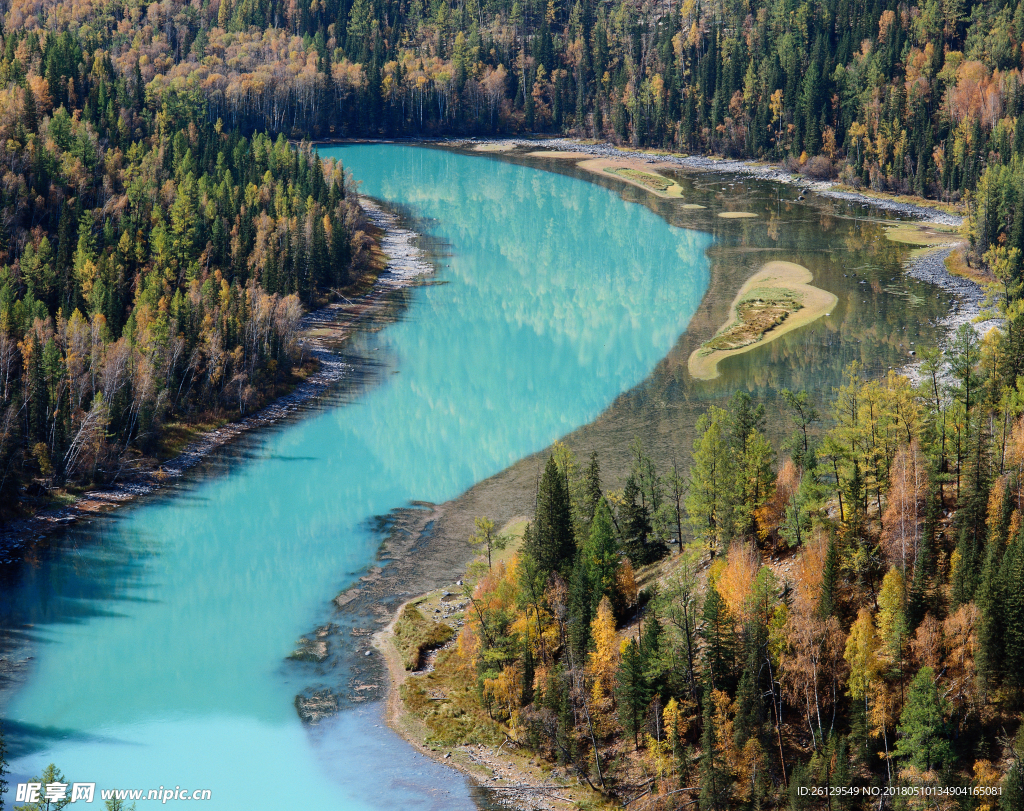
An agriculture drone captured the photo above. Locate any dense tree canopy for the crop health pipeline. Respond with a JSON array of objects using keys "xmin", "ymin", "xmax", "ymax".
[{"xmin": 0, "ymin": 19, "xmax": 373, "ymax": 511}]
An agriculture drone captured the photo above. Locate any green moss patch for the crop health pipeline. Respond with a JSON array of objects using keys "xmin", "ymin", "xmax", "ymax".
[
  {"xmin": 703, "ymin": 287, "xmax": 805, "ymax": 352},
  {"xmin": 393, "ymin": 604, "xmax": 456, "ymax": 671},
  {"xmin": 602, "ymin": 166, "xmax": 684, "ymax": 197}
]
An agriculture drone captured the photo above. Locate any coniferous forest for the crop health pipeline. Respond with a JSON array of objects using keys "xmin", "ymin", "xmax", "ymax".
[
  {"xmin": 413, "ymin": 355, "xmax": 1024, "ymax": 808},
  {"xmin": 0, "ymin": 18, "xmax": 376, "ymax": 512},
  {"xmin": 4, "ymin": 0, "xmax": 1024, "ymax": 500}
]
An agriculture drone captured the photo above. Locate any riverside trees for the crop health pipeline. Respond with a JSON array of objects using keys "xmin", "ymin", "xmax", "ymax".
[
  {"xmin": 0, "ymin": 47, "xmax": 371, "ymax": 511},
  {"xmin": 438, "ymin": 317, "xmax": 1024, "ymax": 805}
]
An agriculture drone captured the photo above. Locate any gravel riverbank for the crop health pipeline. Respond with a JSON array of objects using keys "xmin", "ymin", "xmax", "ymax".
[{"xmin": 905, "ymin": 247, "xmax": 998, "ymax": 335}]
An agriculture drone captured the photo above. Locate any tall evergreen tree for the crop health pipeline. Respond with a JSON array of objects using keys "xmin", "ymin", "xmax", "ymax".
[
  {"xmin": 620, "ymin": 473, "xmax": 655, "ymax": 565},
  {"xmin": 699, "ymin": 685, "xmax": 731, "ymax": 811},
  {"xmin": 894, "ymin": 666, "xmax": 954, "ymax": 772},
  {"xmin": 527, "ymin": 455, "xmax": 575, "ymax": 575},
  {"xmin": 701, "ymin": 584, "xmax": 735, "ymax": 692},
  {"xmin": 819, "ymin": 536, "xmax": 840, "ymax": 619},
  {"xmin": 616, "ymin": 638, "xmax": 649, "ymax": 750}
]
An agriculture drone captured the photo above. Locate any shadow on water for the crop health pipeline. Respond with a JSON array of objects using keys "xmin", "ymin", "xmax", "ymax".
[{"xmin": 1, "ymin": 719, "xmax": 138, "ymax": 761}]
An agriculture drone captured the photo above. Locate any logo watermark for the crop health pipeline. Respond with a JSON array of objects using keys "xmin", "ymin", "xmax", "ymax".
[{"xmin": 15, "ymin": 782, "xmax": 212, "ymax": 804}]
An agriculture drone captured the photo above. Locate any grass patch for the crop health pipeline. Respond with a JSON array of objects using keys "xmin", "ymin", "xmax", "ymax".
[
  {"xmin": 400, "ymin": 648, "xmax": 504, "ymax": 748},
  {"xmin": 156, "ymin": 419, "xmax": 227, "ymax": 459},
  {"xmin": 604, "ymin": 166, "xmax": 673, "ymax": 192},
  {"xmin": 704, "ymin": 287, "xmax": 804, "ymax": 351},
  {"xmin": 393, "ymin": 603, "xmax": 456, "ymax": 671},
  {"xmin": 945, "ymin": 246, "xmax": 997, "ymax": 287}
]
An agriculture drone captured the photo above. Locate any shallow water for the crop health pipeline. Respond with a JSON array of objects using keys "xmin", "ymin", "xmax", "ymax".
[{"xmin": 1, "ymin": 145, "xmax": 713, "ymax": 808}]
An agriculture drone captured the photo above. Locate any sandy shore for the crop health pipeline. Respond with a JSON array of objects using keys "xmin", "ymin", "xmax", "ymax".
[
  {"xmin": 689, "ymin": 261, "xmax": 838, "ymax": 380},
  {"xmin": 0, "ymin": 198, "xmax": 433, "ymax": 560}
]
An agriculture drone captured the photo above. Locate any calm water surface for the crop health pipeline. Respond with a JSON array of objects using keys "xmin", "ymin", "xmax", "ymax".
[{"xmin": 1, "ymin": 145, "xmax": 713, "ymax": 808}]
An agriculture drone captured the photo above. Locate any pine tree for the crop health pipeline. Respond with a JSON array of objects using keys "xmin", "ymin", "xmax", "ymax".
[
  {"xmin": 527, "ymin": 455, "xmax": 574, "ymax": 575},
  {"xmin": 616, "ymin": 638, "xmax": 649, "ymax": 750},
  {"xmin": 701, "ymin": 585, "xmax": 735, "ymax": 692},
  {"xmin": 819, "ymin": 536, "xmax": 840, "ymax": 619},
  {"xmin": 894, "ymin": 666, "xmax": 953, "ymax": 772}
]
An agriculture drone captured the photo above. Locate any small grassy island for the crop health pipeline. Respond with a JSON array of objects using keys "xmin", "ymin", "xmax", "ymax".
[
  {"xmin": 579, "ymin": 158, "xmax": 685, "ymax": 198},
  {"xmin": 525, "ymin": 151, "xmax": 687, "ymax": 198},
  {"xmin": 688, "ymin": 260, "xmax": 838, "ymax": 380}
]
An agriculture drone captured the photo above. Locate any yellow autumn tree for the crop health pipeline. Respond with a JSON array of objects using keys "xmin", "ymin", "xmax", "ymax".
[
  {"xmin": 589, "ymin": 596, "xmax": 618, "ymax": 698},
  {"xmin": 877, "ymin": 566, "xmax": 907, "ymax": 660},
  {"xmin": 845, "ymin": 607, "xmax": 881, "ymax": 702}
]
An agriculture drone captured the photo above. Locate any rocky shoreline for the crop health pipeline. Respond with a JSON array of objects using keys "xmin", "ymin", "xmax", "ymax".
[
  {"xmin": 0, "ymin": 198, "xmax": 433, "ymax": 562},
  {"xmin": 906, "ymin": 247, "xmax": 996, "ymax": 331}
]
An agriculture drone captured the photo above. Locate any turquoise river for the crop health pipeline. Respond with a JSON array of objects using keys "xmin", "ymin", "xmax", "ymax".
[{"xmin": 1, "ymin": 145, "xmax": 715, "ymax": 808}]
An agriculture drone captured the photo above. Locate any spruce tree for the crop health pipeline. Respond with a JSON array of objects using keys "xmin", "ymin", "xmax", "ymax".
[
  {"xmin": 616, "ymin": 638, "xmax": 649, "ymax": 750},
  {"xmin": 977, "ymin": 532, "xmax": 1006, "ymax": 690},
  {"xmin": 567, "ymin": 551, "xmax": 593, "ymax": 660},
  {"xmin": 733, "ymin": 623, "xmax": 766, "ymax": 750},
  {"xmin": 699, "ymin": 684, "xmax": 730, "ymax": 811},
  {"xmin": 819, "ymin": 536, "xmax": 840, "ymax": 619},
  {"xmin": 701, "ymin": 585, "xmax": 735, "ymax": 692},
  {"xmin": 640, "ymin": 607, "xmax": 665, "ymax": 694},
  {"xmin": 620, "ymin": 473, "xmax": 654, "ymax": 565},
  {"xmin": 583, "ymin": 498, "xmax": 619, "ymax": 608},
  {"xmin": 527, "ymin": 455, "xmax": 574, "ymax": 575},
  {"xmin": 894, "ymin": 666, "xmax": 954, "ymax": 772},
  {"xmin": 1001, "ymin": 531, "xmax": 1024, "ymax": 688}
]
